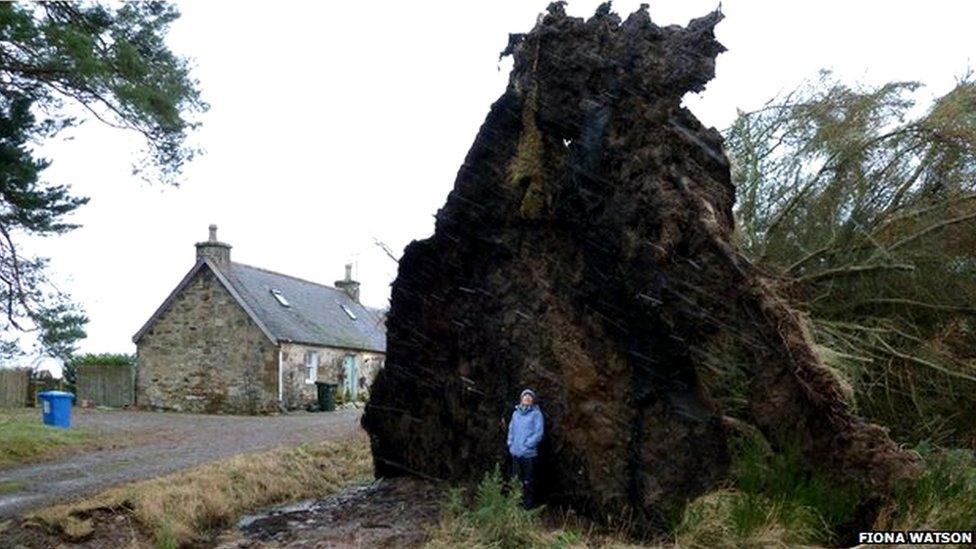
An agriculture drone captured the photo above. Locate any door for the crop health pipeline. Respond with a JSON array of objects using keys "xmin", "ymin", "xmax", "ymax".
[{"xmin": 343, "ymin": 354, "xmax": 358, "ymax": 401}]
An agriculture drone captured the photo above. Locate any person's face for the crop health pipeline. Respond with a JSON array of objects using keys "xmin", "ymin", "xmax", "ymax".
[{"xmin": 521, "ymin": 393, "xmax": 534, "ymax": 407}]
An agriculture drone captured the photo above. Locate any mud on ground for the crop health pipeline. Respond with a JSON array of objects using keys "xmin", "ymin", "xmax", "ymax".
[
  {"xmin": 0, "ymin": 506, "xmax": 152, "ymax": 548},
  {"xmin": 0, "ymin": 478, "xmax": 443, "ymax": 548},
  {"xmin": 215, "ymin": 477, "xmax": 444, "ymax": 549}
]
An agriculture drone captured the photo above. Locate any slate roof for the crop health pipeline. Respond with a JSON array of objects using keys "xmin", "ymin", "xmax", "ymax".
[{"xmin": 133, "ymin": 260, "xmax": 386, "ymax": 352}]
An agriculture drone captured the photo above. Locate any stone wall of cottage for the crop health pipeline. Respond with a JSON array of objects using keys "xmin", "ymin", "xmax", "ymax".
[
  {"xmin": 279, "ymin": 342, "xmax": 385, "ymax": 409},
  {"xmin": 136, "ymin": 267, "xmax": 279, "ymax": 414}
]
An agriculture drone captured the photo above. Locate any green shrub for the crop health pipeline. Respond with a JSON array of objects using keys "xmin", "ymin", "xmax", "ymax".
[
  {"xmin": 428, "ymin": 466, "xmax": 580, "ymax": 549},
  {"xmin": 69, "ymin": 353, "xmax": 135, "ymax": 367},
  {"xmin": 63, "ymin": 353, "xmax": 135, "ymax": 389}
]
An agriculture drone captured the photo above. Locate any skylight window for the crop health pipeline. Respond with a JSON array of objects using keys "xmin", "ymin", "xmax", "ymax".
[
  {"xmin": 339, "ymin": 303, "xmax": 357, "ymax": 320},
  {"xmin": 270, "ymin": 288, "xmax": 290, "ymax": 307}
]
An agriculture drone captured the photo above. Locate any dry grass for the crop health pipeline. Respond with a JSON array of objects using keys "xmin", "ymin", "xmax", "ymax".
[
  {"xmin": 29, "ymin": 436, "xmax": 372, "ymax": 546},
  {"xmin": 0, "ymin": 407, "xmax": 103, "ymax": 468}
]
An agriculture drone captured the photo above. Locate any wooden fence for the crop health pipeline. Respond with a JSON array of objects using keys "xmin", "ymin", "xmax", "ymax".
[
  {"xmin": 0, "ymin": 368, "xmax": 31, "ymax": 407},
  {"xmin": 77, "ymin": 363, "xmax": 135, "ymax": 407}
]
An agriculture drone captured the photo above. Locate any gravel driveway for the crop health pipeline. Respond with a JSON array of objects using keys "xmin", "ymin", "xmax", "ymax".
[{"xmin": 0, "ymin": 407, "xmax": 364, "ymax": 518}]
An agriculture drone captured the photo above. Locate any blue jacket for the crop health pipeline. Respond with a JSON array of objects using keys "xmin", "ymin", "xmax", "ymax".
[{"xmin": 507, "ymin": 404, "xmax": 544, "ymax": 458}]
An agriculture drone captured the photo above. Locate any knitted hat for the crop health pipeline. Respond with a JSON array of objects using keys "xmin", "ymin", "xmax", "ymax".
[{"xmin": 520, "ymin": 388, "xmax": 536, "ymax": 400}]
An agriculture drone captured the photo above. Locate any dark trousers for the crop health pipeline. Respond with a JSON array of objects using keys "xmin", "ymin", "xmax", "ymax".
[{"xmin": 512, "ymin": 456, "xmax": 536, "ymax": 508}]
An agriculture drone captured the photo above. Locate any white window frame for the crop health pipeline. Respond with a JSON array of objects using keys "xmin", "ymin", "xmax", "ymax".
[
  {"xmin": 304, "ymin": 351, "xmax": 319, "ymax": 384},
  {"xmin": 271, "ymin": 288, "xmax": 290, "ymax": 307},
  {"xmin": 339, "ymin": 303, "xmax": 357, "ymax": 320}
]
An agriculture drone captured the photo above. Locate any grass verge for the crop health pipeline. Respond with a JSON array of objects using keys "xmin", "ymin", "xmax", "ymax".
[
  {"xmin": 0, "ymin": 407, "xmax": 102, "ymax": 468},
  {"xmin": 28, "ymin": 436, "xmax": 372, "ymax": 546}
]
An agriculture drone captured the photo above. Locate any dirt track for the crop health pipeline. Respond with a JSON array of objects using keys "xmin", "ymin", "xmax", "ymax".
[{"xmin": 0, "ymin": 407, "xmax": 364, "ymax": 518}]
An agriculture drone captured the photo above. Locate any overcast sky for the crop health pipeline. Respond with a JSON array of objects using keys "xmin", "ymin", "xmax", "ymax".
[{"xmin": 15, "ymin": 0, "xmax": 976, "ymax": 361}]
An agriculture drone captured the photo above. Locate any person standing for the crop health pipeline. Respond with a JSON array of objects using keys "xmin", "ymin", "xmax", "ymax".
[{"xmin": 507, "ymin": 388, "xmax": 545, "ymax": 508}]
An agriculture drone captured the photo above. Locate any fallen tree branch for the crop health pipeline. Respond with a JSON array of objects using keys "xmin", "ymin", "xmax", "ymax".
[
  {"xmin": 790, "ymin": 263, "xmax": 915, "ymax": 285},
  {"xmin": 889, "ymin": 210, "xmax": 976, "ymax": 251},
  {"xmin": 870, "ymin": 333, "xmax": 976, "ymax": 384},
  {"xmin": 840, "ymin": 298, "xmax": 976, "ymax": 314}
]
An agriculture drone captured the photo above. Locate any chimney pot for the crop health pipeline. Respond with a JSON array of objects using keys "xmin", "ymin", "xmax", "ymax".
[
  {"xmin": 196, "ymin": 224, "xmax": 231, "ymax": 270},
  {"xmin": 335, "ymin": 263, "xmax": 360, "ymax": 302}
]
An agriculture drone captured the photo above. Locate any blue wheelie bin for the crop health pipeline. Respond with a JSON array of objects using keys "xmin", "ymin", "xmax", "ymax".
[{"xmin": 38, "ymin": 390, "xmax": 75, "ymax": 428}]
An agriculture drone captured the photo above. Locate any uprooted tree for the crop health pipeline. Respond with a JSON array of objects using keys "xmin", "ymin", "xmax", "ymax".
[
  {"xmin": 727, "ymin": 73, "xmax": 976, "ymax": 447},
  {"xmin": 363, "ymin": 3, "xmax": 919, "ymax": 525}
]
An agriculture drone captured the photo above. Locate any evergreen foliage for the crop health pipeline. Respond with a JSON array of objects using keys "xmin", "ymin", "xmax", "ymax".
[
  {"xmin": 0, "ymin": 2, "xmax": 205, "ymax": 359},
  {"xmin": 727, "ymin": 71, "xmax": 976, "ymax": 446}
]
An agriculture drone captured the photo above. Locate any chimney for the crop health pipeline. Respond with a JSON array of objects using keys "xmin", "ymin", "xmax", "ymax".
[
  {"xmin": 334, "ymin": 263, "xmax": 360, "ymax": 302},
  {"xmin": 195, "ymin": 224, "xmax": 231, "ymax": 270}
]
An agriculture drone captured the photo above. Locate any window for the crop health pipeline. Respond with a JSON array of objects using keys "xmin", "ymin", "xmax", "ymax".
[
  {"xmin": 339, "ymin": 303, "xmax": 357, "ymax": 320},
  {"xmin": 304, "ymin": 351, "xmax": 318, "ymax": 384},
  {"xmin": 271, "ymin": 288, "xmax": 290, "ymax": 307}
]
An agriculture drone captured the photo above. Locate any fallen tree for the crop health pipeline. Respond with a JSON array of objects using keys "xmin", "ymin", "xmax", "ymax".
[{"xmin": 363, "ymin": 2, "xmax": 919, "ymax": 527}]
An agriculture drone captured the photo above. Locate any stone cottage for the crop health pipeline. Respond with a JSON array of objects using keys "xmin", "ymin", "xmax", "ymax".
[{"xmin": 132, "ymin": 225, "xmax": 386, "ymax": 414}]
